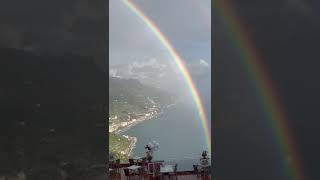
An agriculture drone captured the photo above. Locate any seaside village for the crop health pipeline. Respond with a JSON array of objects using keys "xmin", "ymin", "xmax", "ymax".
[{"xmin": 109, "ymin": 104, "xmax": 160, "ymax": 133}]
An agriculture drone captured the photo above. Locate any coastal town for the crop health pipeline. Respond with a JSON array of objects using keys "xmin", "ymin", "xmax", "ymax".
[
  {"xmin": 109, "ymin": 75, "xmax": 179, "ymax": 162},
  {"xmin": 109, "ymin": 100, "xmax": 161, "ymax": 160},
  {"xmin": 109, "ymin": 104, "xmax": 160, "ymax": 134}
]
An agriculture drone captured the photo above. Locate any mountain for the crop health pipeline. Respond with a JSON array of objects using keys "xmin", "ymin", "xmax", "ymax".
[
  {"xmin": 109, "ymin": 76, "xmax": 175, "ymax": 120},
  {"xmin": 110, "ymin": 58, "xmax": 181, "ymax": 93},
  {"xmin": 109, "ymin": 58, "xmax": 211, "ymax": 95}
]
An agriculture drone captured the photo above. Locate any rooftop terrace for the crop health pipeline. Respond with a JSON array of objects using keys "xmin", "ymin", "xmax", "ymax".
[{"xmin": 109, "ymin": 159, "xmax": 212, "ymax": 180}]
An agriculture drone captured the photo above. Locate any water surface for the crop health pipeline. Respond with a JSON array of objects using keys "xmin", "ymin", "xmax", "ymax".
[{"xmin": 122, "ymin": 102, "xmax": 210, "ymax": 170}]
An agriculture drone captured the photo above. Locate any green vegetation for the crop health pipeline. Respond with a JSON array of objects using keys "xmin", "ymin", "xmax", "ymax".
[
  {"xmin": 108, "ymin": 77, "xmax": 175, "ymax": 162},
  {"xmin": 109, "ymin": 77, "xmax": 175, "ymax": 121},
  {"xmin": 109, "ymin": 133, "xmax": 131, "ymax": 162}
]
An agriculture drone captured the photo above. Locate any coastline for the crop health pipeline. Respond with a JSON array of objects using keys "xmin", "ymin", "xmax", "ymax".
[
  {"xmin": 114, "ymin": 112, "xmax": 159, "ymax": 135},
  {"xmin": 116, "ymin": 111, "xmax": 160, "ymax": 158},
  {"xmin": 127, "ymin": 136, "xmax": 137, "ymax": 156},
  {"xmin": 111, "ymin": 101, "xmax": 179, "ymax": 158},
  {"xmin": 115, "ymin": 101, "xmax": 180, "ymax": 134}
]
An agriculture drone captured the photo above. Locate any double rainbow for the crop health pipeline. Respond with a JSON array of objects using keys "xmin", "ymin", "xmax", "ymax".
[{"xmin": 121, "ymin": 0, "xmax": 212, "ymax": 153}]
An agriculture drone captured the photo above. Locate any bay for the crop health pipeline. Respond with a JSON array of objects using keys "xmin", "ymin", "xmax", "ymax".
[{"xmin": 121, "ymin": 102, "xmax": 210, "ymax": 170}]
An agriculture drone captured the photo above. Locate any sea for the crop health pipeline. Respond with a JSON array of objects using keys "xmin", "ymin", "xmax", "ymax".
[{"xmin": 120, "ymin": 99, "xmax": 211, "ymax": 171}]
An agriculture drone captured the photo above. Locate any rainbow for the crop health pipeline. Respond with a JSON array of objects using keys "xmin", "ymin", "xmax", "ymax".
[
  {"xmin": 213, "ymin": 0, "xmax": 305, "ymax": 179},
  {"xmin": 121, "ymin": 0, "xmax": 211, "ymax": 153}
]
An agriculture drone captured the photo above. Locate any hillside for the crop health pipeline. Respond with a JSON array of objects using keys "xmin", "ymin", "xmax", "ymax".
[
  {"xmin": 109, "ymin": 76, "xmax": 175, "ymax": 121},
  {"xmin": 109, "ymin": 77, "xmax": 176, "ymax": 162},
  {"xmin": 110, "ymin": 58, "xmax": 211, "ymax": 96}
]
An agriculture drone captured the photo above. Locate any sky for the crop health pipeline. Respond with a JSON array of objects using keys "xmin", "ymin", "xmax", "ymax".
[{"xmin": 109, "ymin": 0, "xmax": 211, "ymax": 66}]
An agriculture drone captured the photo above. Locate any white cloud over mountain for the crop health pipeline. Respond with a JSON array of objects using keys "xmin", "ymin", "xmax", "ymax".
[{"xmin": 109, "ymin": 58, "xmax": 210, "ymax": 95}]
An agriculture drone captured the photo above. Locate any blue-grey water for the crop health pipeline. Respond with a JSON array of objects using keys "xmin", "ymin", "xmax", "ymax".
[{"xmin": 121, "ymin": 102, "xmax": 211, "ymax": 170}]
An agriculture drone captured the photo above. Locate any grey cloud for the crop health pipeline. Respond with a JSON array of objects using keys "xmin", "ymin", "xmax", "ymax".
[
  {"xmin": 133, "ymin": 0, "xmax": 211, "ymax": 45},
  {"xmin": 109, "ymin": 0, "xmax": 211, "ymax": 65}
]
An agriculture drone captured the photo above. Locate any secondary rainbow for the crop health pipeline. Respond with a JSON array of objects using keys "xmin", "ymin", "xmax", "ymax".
[
  {"xmin": 213, "ymin": 0, "xmax": 305, "ymax": 179},
  {"xmin": 121, "ymin": 0, "xmax": 211, "ymax": 152}
]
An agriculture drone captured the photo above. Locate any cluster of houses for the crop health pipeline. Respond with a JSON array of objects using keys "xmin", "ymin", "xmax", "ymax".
[{"xmin": 109, "ymin": 105, "xmax": 160, "ymax": 133}]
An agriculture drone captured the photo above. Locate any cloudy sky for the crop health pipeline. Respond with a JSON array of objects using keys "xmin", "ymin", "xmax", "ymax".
[{"xmin": 109, "ymin": 0, "xmax": 211, "ymax": 66}]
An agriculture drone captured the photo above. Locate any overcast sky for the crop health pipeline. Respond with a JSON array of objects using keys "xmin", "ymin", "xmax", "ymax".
[{"xmin": 109, "ymin": 0, "xmax": 211, "ymax": 66}]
